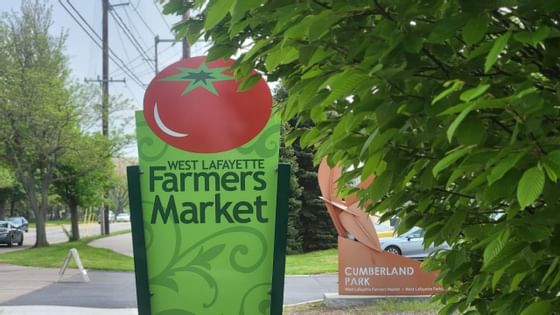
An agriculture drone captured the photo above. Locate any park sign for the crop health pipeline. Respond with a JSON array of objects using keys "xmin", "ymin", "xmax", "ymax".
[{"xmin": 127, "ymin": 56, "xmax": 290, "ymax": 315}]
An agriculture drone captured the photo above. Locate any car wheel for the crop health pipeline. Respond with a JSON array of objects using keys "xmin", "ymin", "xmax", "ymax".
[
  {"xmin": 385, "ymin": 245, "xmax": 401, "ymax": 255},
  {"xmin": 7, "ymin": 234, "xmax": 13, "ymax": 248},
  {"xmin": 17, "ymin": 234, "xmax": 23, "ymax": 246}
]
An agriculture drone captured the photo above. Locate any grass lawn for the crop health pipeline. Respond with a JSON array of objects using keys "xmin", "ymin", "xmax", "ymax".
[
  {"xmin": 28, "ymin": 220, "xmax": 71, "ymax": 228},
  {"xmin": 285, "ymin": 300, "xmax": 440, "ymax": 315},
  {"xmin": 0, "ymin": 231, "xmax": 134, "ymax": 271},
  {"xmin": 285, "ymin": 248, "xmax": 338, "ymax": 275},
  {"xmin": 0, "ymin": 234, "xmax": 338, "ymax": 275}
]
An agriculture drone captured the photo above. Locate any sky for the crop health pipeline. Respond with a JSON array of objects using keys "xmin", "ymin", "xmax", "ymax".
[{"xmin": 0, "ymin": 0, "xmax": 208, "ymax": 159}]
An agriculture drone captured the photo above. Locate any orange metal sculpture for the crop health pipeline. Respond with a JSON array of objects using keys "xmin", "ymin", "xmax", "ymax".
[{"xmin": 318, "ymin": 159, "xmax": 443, "ymax": 296}]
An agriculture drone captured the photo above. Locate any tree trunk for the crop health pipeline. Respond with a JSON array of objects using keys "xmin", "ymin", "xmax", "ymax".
[
  {"xmin": 34, "ymin": 203, "xmax": 49, "ymax": 247},
  {"xmin": 9, "ymin": 195, "xmax": 16, "ymax": 217},
  {"xmin": 69, "ymin": 202, "xmax": 80, "ymax": 241},
  {"xmin": 33, "ymin": 176, "xmax": 51, "ymax": 247},
  {"xmin": 0, "ymin": 199, "xmax": 6, "ymax": 220}
]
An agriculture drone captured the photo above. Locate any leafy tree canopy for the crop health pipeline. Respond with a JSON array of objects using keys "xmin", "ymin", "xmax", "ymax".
[{"xmin": 164, "ymin": 0, "xmax": 560, "ymax": 313}]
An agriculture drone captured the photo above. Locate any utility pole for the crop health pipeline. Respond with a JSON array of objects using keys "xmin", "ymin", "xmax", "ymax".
[
  {"xmin": 153, "ymin": 10, "xmax": 190, "ymax": 75},
  {"xmin": 182, "ymin": 10, "xmax": 190, "ymax": 59},
  {"xmin": 154, "ymin": 36, "xmax": 181, "ymax": 74},
  {"xmin": 101, "ymin": 0, "xmax": 110, "ymax": 235}
]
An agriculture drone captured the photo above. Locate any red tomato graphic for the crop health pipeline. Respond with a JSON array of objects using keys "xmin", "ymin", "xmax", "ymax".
[{"xmin": 143, "ymin": 56, "xmax": 272, "ymax": 153}]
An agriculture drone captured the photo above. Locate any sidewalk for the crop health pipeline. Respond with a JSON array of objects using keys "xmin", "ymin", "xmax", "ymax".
[
  {"xmin": 0, "ymin": 264, "xmax": 77, "ymax": 303},
  {"xmin": 1, "ymin": 233, "xmax": 338, "ymax": 313},
  {"xmin": 88, "ymin": 233, "xmax": 134, "ymax": 257}
]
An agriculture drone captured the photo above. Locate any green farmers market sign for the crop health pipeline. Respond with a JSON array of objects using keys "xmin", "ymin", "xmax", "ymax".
[{"xmin": 127, "ymin": 57, "xmax": 289, "ymax": 315}]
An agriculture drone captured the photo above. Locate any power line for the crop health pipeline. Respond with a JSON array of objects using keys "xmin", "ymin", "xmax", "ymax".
[
  {"xmin": 152, "ymin": 0, "xmax": 171, "ymax": 29},
  {"xmin": 113, "ymin": 17, "xmax": 132, "ymax": 62},
  {"xmin": 123, "ymin": 7, "xmax": 148, "ymax": 47},
  {"xmin": 109, "ymin": 8, "xmax": 154, "ymax": 71},
  {"xmin": 62, "ymin": 0, "xmax": 144, "ymax": 87},
  {"xmin": 59, "ymin": 0, "xmax": 145, "ymax": 88},
  {"xmin": 109, "ymin": 43, "xmax": 157, "ymax": 77},
  {"xmin": 130, "ymin": 3, "xmax": 155, "ymax": 37}
]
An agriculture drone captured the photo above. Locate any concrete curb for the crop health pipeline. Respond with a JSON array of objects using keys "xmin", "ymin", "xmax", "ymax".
[
  {"xmin": 0, "ymin": 306, "xmax": 137, "ymax": 315},
  {"xmin": 323, "ymin": 293, "xmax": 433, "ymax": 308}
]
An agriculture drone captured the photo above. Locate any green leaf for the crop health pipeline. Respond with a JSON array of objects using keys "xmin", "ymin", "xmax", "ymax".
[
  {"xmin": 441, "ymin": 208, "xmax": 467, "ymax": 240},
  {"xmin": 487, "ymin": 150, "xmax": 527, "ymax": 185},
  {"xmin": 513, "ymin": 26, "xmax": 551, "ymax": 47},
  {"xmin": 483, "ymin": 241, "xmax": 525, "ymax": 272},
  {"xmin": 307, "ymin": 11, "xmax": 342, "ymax": 40},
  {"xmin": 369, "ymin": 171, "xmax": 393, "ymax": 201},
  {"xmin": 207, "ymin": 45, "xmax": 233, "ymax": 61},
  {"xmin": 204, "ymin": 0, "xmax": 232, "ymax": 30},
  {"xmin": 237, "ymin": 73, "xmax": 261, "ymax": 92},
  {"xmin": 460, "ymin": 84, "xmax": 490, "ymax": 102},
  {"xmin": 455, "ymin": 116, "xmax": 485, "ymax": 145},
  {"xmin": 466, "ymin": 275, "xmax": 487, "ymax": 304},
  {"xmin": 320, "ymin": 68, "xmax": 369, "ymax": 106},
  {"xmin": 361, "ymin": 151, "xmax": 384, "ymax": 178},
  {"xmin": 520, "ymin": 300, "xmax": 552, "ymax": 315},
  {"xmin": 229, "ymin": 0, "xmax": 260, "ymax": 23},
  {"xmin": 439, "ymin": 98, "xmax": 505, "ymax": 116},
  {"xmin": 265, "ymin": 46, "xmax": 299, "ymax": 71},
  {"xmin": 427, "ymin": 15, "xmax": 468, "ymax": 44},
  {"xmin": 359, "ymin": 130, "xmax": 378, "ymax": 159},
  {"xmin": 483, "ymin": 230, "xmax": 508, "ymax": 268},
  {"xmin": 447, "ymin": 103, "xmax": 474, "ymax": 142},
  {"xmin": 463, "ymin": 16, "xmax": 488, "ymax": 45},
  {"xmin": 403, "ymin": 34, "xmax": 424, "ymax": 53},
  {"xmin": 542, "ymin": 257, "xmax": 559, "ymax": 283},
  {"xmin": 492, "ymin": 268, "xmax": 506, "ymax": 290},
  {"xmin": 242, "ymin": 39, "xmax": 270, "ymax": 61},
  {"xmin": 432, "ymin": 80, "xmax": 464, "ymax": 105},
  {"xmin": 517, "ymin": 166, "xmax": 545, "ymax": 208},
  {"xmin": 433, "ymin": 146, "xmax": 473, "ymax": 177},
  {"xmin": 284, "ymin": 16, "xmax": 314, "ymax": 39},
  {"xmin": 542, "ymin": 150, "xmax": 560, "ymax": 182},
  {"xmin": 485, "ymin": 31, "xmax": 511, "ymax": 73},
  {"xmin": 510, "ymin": 272, "xmax": 527, "ymax": 292}
]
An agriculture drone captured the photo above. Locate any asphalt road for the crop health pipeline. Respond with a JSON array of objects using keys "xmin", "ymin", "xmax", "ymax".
[
  {"xmin": 2, "ymin": 270, "xmax": 337, "ymax": 308},
  {"xmin": 0, "ymin": 225, "xmax": 339, "ymax": 308},
  {"xmin": 0, "ymin": 222, "xmax": 131, "ymax": 253}
]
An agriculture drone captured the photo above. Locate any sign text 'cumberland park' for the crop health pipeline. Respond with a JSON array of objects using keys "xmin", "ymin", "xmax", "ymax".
[{"xmin": 128, "ymin": 56, "xmax": 289, "ymax": 315}]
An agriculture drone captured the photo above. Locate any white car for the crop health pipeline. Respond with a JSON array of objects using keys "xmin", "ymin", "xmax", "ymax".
[
  {"xmin": 116, "ymin": 213, "xmax": 130, "ymax": 222},
  {"xmin": 380, "ymin": 227, "xmax": 450, "ymax": 260}
]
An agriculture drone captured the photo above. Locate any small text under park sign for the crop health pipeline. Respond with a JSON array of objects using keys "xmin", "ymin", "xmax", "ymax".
[{"xmin": 127, "ymin": 56, "xmax": 289, "ymax": 315}]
